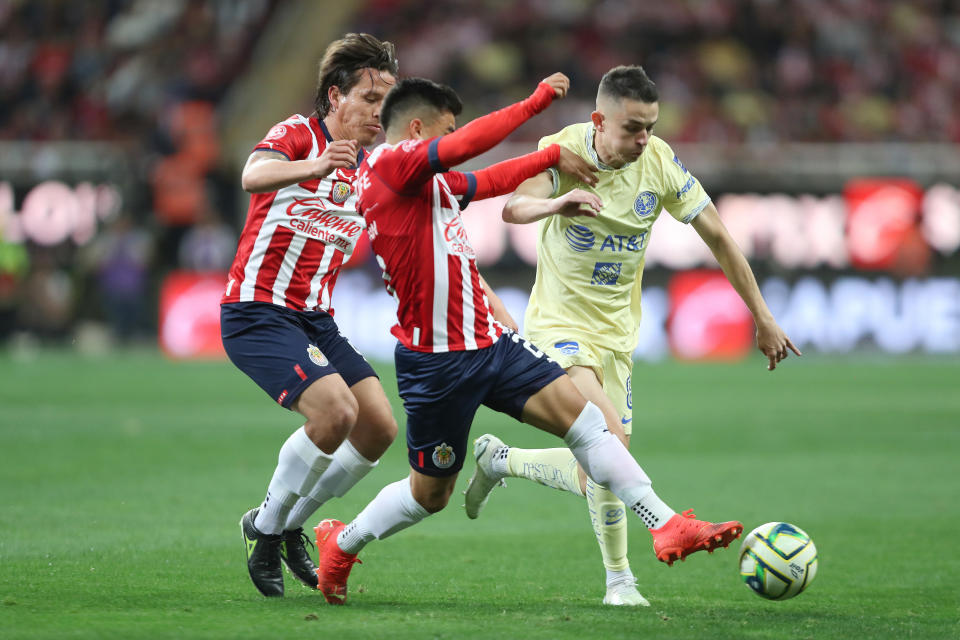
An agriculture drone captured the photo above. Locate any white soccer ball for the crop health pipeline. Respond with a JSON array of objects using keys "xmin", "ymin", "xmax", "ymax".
[{"xmin": 738, "ymin": 522, "xmax": 818, "ymax": 600}]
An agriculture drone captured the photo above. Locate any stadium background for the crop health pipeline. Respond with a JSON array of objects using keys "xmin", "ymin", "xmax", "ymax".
[
  {"xmin": 2, "ymin": 0, "xmax": 959, "ymax": 360},
  {"xmin": 2, "ymin": 2, "xmax": 959, "ymax": 638}
]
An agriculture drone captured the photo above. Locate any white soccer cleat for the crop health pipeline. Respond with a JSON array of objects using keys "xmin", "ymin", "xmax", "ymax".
[
  {"xmin": 463, "ymin": 434, "xmax": 508, "ymax": 519},
  {"xmin": 602, "ymin": 576, "xmax": 651, "ymax": 607}
]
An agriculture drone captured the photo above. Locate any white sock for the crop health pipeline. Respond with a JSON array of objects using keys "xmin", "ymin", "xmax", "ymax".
[
  {"xmin": 283, "ymin": 440, "xmax": 379, "ymax": 530},
  {"xmin": 337, "ymin": 476, "xmax": 429, "ymax": 554},
  {"xmin": 563, "ymin": 402, "xmax": 675, "ymax": 530},
  {"xmin": 254, "ymin": 426, "xmax": 333, "ymax": 535},
  {"xmin": 606, "ymin": 567, "xmax": 635, "ymax": 587}
]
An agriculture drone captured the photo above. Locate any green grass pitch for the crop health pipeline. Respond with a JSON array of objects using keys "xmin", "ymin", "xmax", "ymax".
[{"xmin": 1, "ymin": 351, "xmax": 958, "ymax": 639}]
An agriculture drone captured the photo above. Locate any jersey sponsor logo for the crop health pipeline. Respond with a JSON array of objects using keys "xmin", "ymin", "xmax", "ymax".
[
  {"xmin": 442, "ymin": 215, "xmax": 476, "ymax": 258},
  {"xmin": 676, "ymin": 176, "xmax": 696, "ymax": 200},
  {"xmin": 599, "ymin": 233, "xmax": 647, "ymax": 253},
  {"xmin": 554, "ymin": 341, "xmax": 580, "ymax": 355},
  {"xmin": 565, "ymin": 224, "xmax": 595, "ymax": 252},
  {"xmin": 591, "ymin": 261, "xmax": 621, "ymax": 285},
  {"xmin": 330, "ymin": 180, "xmax": 353, "ymax": 204},
  {"xmin": 286, "ymin": 220, "xmax": 354, "ymax": 251},
  {"xmin": 286, "ymin": 197, "xmax": 363, "ymax": 234},
  {"xmin": 626, "ymin": 375, "xmax": 632, "ymax": 410},
  {"xmin": 633, "ymin": 191, "xmax": 658, "ymax": 217},
  {"xmin": 307, "ymin": 344, "xmax": 329, "ymax": 367},
  {"xmin": 672, "ymin": 152, "xmax": 689, "ymax": 174},
  {"xmin": 265, "ymin": 124, "xmax": 288, "ymax": 140},
  {"xmin": 432, "ymin": 443, "xmax": 456, "ymax": 469}
]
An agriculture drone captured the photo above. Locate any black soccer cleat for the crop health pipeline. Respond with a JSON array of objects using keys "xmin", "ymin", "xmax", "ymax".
[
  {"xmin": 281, "ymin": 528, "xmax": 319, "ymax": 589},
  {"xmin": 240, "ymin": 508, "xmax": 284, "ymax": 597}
]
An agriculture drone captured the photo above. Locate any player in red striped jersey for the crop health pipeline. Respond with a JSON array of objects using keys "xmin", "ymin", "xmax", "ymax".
[
  {"xmin": 223, "ymin": 34, "xmax": 401, "ymax": 598},
  {"xmin": 314, "ymin": 75, "xmax": 742, "ymax": 605}
]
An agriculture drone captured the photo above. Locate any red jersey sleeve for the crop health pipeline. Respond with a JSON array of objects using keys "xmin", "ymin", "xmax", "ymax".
[
  {"xmin": 367, "ymin": 138, "xmax": 437, "ymax": 193},
  {"xmin": 443, "ymin": 144, "xmax": 561, "ymax": 209},
  {"xmin": 253, "ymin": 119, "xmax": 313, "ymax": 161},
  {"xmin": 433, "ymin": 82, "xmax": 555, "ymax": 170}
]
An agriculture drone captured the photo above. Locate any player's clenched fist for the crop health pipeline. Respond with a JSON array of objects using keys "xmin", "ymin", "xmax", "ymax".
[
  {"xmin": 313, "ymin": 138, "xmax": 359, "ymax": 177},
  {"xmin": 541, "ymin": 72, "xmax": 570, "ymax": 98}
]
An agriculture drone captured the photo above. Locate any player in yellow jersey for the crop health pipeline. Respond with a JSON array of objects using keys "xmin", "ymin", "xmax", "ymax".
[{"xmin": 464, "ymin": 65, "xmax": 799, "ymax": 606}]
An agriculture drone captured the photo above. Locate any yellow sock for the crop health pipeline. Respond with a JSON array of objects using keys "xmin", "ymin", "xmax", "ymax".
[
  {"xmin": 585, "ymin": 479, "xmax": 629, "ymax": 572},
  {"xmin": 505, "ymin": 447, "xmax": 584, "ymax": 497}
]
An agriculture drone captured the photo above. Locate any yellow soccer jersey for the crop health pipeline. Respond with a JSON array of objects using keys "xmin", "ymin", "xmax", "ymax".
[{"xmin": 524, "ymin": 122, "xmax": 711, "ymax": 352}]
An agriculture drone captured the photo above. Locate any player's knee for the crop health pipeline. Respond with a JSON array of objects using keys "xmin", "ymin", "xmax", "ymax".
[
  {"xmin": 374, "ymin": 413, "xmax": 399, "ymax": 447},
  {"xmin": 411, "ymin": 481, "xmax": 455, "ymax": 514},
  {"xmin": 326, "ymin": 396, "xmax": 359, "ymax": 438},
  {"xmin": 303, "ymin": 393, "xmax": 358, "ymax": 449}
]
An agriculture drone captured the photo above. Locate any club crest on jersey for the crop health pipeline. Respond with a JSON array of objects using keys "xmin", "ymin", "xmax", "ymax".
[
  {"xmin": 330, "ymin": 180, "xmax": 352, "ymax": 204},
  {"xmin": 307, "ymin": 344, "xmax": 329, "ymax": 367},
  {"xmin": 633, "ymin": 191, "xmax": 658, "ymax": 217},
  {"xmin": 626, "ymin": 375, "xmax": 632, "ymax": 410},
  {"xmin": 565, "ymin": 224, "xmax": 595, "ymax": 252},
  {"xmin": 554, "ymin": 341, "xmax": 580, "ymax": 356},
  {"xmin": 432, "ymin": 443, "xmax": 456, "ymax": 469}
]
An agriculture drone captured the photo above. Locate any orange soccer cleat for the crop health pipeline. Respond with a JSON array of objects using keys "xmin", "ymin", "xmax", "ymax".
[
  {"xmin": 314, "ymin": 519, "xmax": 361, "ymax": 605},
  {"xmin": 650, "ymin": 509, "xmax": 743, "ymax": 566}
]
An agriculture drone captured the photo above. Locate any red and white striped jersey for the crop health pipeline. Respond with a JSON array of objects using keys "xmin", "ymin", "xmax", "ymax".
[
  {"xmin": 357, "ymin": 137, "xmax": 502, "ymax": 353},
  {"xmin": 222, "ymin": 115, "xmax": 366, "ymax": 313}
]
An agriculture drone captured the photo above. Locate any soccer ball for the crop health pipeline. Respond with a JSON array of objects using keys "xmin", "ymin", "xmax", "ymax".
[{"xmin": 738, "ymin": 522, "xmax": 818, "ymax": 600}]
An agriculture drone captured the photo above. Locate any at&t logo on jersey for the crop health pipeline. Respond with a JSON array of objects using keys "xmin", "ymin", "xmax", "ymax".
[
  {"xmin": 599, "ymin": 233, "xmax": 647, "ymax": 252},
  {"xmin": 633, "ymin": 191, "xmax": 658, "ymax": 217},
  {"xmin": 565, "ymin": 224, "xmax": 595, "ymax": 252},
  {"xmin": 591, "ymin": 262, "xmax": 621, "ymax": 285}
]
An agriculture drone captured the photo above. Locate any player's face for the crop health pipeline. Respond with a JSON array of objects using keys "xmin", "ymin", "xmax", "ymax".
[
  {"xmin": 594, "ymin": 98, "xmax": 659, "ymax": 167},
  {"xmin": 419, "ymin": 111, "xmax": 456, "ymax": 139},
  {"xmin": 331, "ymin": 68, "xmax": 396, "ymax": 146}
]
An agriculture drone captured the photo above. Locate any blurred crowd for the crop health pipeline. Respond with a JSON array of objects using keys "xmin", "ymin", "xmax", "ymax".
[
  {"xmin": 0, "ymin": 0, "xmax": 271, "ymax": 344},
  {"xmin": 355, "ymin": 0, "xmax": 960, "ymax": 144},
  {"xmin": 2, "ymin": 0, "xmax": 960, "ymax": 347}
]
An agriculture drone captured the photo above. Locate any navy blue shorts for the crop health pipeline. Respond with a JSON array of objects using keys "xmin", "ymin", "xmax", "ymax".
[
  {"xmin": 220, "ymin": 301, "xmax": 377, "ymax": 409},
  {"xmin": 396, "ymin": 331, "xmax": 566, "ymax": 477}
]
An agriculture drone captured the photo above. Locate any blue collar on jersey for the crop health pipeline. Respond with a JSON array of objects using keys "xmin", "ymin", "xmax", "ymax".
[
  {"xmin": 586, "ymin": 123, "xmax": 634, "ymax": 172},
  {"xmin": 318, "ymin": 118, "xmax": 366, "ymax": 168}
]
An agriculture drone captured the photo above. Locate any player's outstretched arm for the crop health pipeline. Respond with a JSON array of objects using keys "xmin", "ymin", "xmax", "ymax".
[
  {"xmin": 502, "ymin": 171, "xmax": 603, "ymax": 224},
  {"xmin": 241, "ymin": 140, "xmax": 359, "ymax": 193},
  {"xmin": 432, "ymin": 74, "xmax": 567, "ymax": 170},
  {"xmin": 465, "ymin": 145, "xmax": 599, "ymax": 205},
  {"xmin": 691, "ymin": 203, "xmax": 801, "ymax": 371}
]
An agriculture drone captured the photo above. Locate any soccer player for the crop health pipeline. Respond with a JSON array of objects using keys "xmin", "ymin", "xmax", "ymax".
[
  {"xmin": 313, "ymin": 73, "xmax": 743, "ymax": 605},
  {"xmin": 221, "ymin": 34, "xmax": 401, "ymax": 597},
  {"xmin": 463, "ymin": 65, "xmax": 801, "ymax": 606}
]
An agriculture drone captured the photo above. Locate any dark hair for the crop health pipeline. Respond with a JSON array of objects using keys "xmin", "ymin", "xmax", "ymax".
[
  {"xmin": 315, "ymin": 33, "xmax": 399, "ymax": 117},
  {"xmin": 598, "ymin": 65, "xmax": 659, "ymax": 104},
  {"xmin": 380, "ymin": 77, "xmax": 463, "ymax": 132}
]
